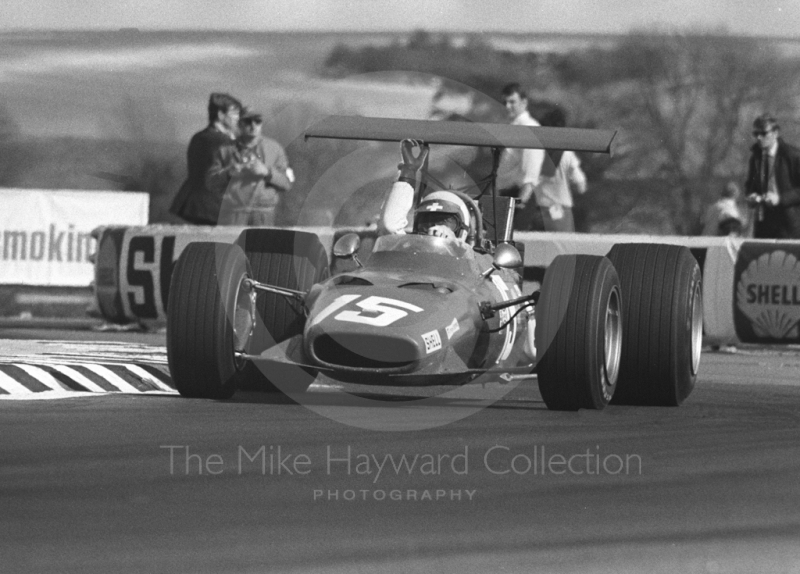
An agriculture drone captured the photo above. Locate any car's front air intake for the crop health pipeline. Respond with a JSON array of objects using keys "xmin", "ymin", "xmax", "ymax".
[{"xmin": 312, "ymin": 334, "xmax": 418, "ymax": 369}]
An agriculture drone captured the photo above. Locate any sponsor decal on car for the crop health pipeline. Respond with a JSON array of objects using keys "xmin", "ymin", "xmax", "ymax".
[
  {"xmin": 734, "ymin": 244, "xmax": 800, "ymax": 343},
  {"xmin": 445, "ymin": 318, "xmax": 460, "ymax": 340},
  {"xmin": 422, "ymin": 330, "xmax": 442, "ymax": 354}
]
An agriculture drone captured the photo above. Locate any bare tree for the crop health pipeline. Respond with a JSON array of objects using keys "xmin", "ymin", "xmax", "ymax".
[{"xmin": 608, "ymin": 32, "xmax": 800, "ymax": 233}]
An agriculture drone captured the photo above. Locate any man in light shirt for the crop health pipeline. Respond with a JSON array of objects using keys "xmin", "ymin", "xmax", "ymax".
[
  {"xmin": 497, "ymin": 83, "xmax": 545, "ymax": 231},
  {"xmin": 702, "ymin": 181, "xmax": 744, "ymax": 237}
]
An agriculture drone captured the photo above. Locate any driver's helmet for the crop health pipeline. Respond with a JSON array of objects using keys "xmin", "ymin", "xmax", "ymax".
[{"xmin": 413, "ymin": 191, "xmax": 470, "ymax": 241}]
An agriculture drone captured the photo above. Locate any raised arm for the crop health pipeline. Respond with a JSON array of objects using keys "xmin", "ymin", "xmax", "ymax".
[{"xmin": 378, "ymin": 139, "xmax": 429, "ymax": 234}]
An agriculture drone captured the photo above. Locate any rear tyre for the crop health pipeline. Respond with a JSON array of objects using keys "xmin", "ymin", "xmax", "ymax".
[
  {"xmin": 536, "ymin": 255, "xmax": 622, "ymax": 411},
  {"xmin": 167, "ymin": 242, "xmax": 253, "ymax": 399},
  {"xmin": 606, "ymin": 243, "xmax": 703, "ymax": 406},
  {"xmin": 236, "ymin": 229, "xmax": 330, "ymax": 394}
]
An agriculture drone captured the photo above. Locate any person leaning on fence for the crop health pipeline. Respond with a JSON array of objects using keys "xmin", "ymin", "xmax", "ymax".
[
  {"xmin": 209, "ymin": 108, "xmax": 295, "ymax": 226},
  {"xmin": 744, "ymin": 113, "xmax": 800, "ymax": 239},
  {"xmin": 702, "ymin": 181, "xmax": 744, "ymax": 237},
  {"xmin": 169, "ymin": 92, "xmax": 243, "ymax": 225},
  {"xmin": 519, "ymin": 107, "xmax": 588, "ymax": 233}
]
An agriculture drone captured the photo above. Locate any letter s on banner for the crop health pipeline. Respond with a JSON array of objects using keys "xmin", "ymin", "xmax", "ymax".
[
  {"xmin": 121, "ymin": 232, "xmax": 176, "ymax": 322},
  {"xmin": 125, "ymin": 235, "xmax": 158, "ymax": 320},
  {"xmin": 115, "ymin": 225, "xmax": 246, "ymax": 324}
]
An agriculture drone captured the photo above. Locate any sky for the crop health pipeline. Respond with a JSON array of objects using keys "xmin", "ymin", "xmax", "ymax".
[{"xmin": 3, "ymin": 0, "xmax": 800, "ymax": 38}]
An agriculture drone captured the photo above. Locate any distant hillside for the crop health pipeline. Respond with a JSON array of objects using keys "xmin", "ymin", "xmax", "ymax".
[{"xmin": 0, "ymin": 29, "xmax": 788, "ymax": 234}]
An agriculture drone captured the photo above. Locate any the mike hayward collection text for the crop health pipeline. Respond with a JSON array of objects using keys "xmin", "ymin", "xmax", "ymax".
[{"xmin": 160, "ymin": 444, "xmax": 643, "ymax": 480}]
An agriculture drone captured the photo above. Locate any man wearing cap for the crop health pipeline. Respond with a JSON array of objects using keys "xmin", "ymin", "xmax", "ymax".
[
  {"xmin": 170, "ymin": 92, "xmax": 243, "ymax": 225},
  {"xmin": 745, "ymin": 113, "xmax": 800, "ymax": 239},
  {"xmin": 209, "ymin": 108, "xmax": 295, "ymax": 226}
]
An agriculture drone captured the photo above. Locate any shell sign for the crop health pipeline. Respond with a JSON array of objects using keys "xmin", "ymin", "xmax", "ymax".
[{"xmin": 734, "ymin": 245, "xmax": 800, "ymax": 343}]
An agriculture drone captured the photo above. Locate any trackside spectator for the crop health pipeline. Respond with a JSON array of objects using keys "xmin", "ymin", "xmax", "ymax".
[
  {"xmin": 702, "ymin": 181, "xmax": 744, "ymax": 237},
  {"xmin": 496, "ymin": 83, "xmax": 545, "ymax": 231},
  {"xmin": 522, "ymin": 107, "xmax": 588, "ymax": 232},
  {"xmin": 211, "ymin": 108, "xmax": 295, "ymax": 226},
  {"xmin": 744, "ymin": 113, "xmax": 800, "ymax": 239},
  {"xmin": 170, "ymin": 92, "xmax": 242, "ymax": 225}
]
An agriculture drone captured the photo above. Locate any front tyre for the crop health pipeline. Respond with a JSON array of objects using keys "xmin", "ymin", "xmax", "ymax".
[
  {"xmin": 535, "ymin": 255, "xmax": 622, "ymax": 411},
  {"xmin": 167, "ymin": 242, "xmax": 253, "ymax": 399},
  {"xmin": 236, "ymin": 229, "xmax": 330, "ymax": 394}
]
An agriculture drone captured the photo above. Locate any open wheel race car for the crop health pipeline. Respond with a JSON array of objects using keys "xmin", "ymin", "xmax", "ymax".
[{"xmin": 166, "ymin": 116, "xmax": 703, "ymax": 410}]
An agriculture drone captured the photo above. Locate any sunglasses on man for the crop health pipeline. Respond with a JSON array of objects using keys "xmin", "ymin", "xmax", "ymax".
[{"xmin": 752, "ymin": 129, "xmax": 774, "ymax": 138}]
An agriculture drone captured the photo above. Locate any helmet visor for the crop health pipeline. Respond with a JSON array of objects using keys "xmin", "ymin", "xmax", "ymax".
[{"xmin": 414, "ymin": 212, "xmax": 460, "ymax": 235}]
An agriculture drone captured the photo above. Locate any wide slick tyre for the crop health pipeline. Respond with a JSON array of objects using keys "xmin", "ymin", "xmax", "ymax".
[
  {"xmin": 535, "ymin": 255, "xmax": 622, "ymax": 411},
  {"xmin": 236, "ymin": 229, "xmax": 330, "ymax": 394},
  {"xmin": 167, "ymin": 242, "xmax": 254, "ymax": 399},
  {"xmin": 606, "ymin": 243, "xmax": 703, "ymax": 406}
]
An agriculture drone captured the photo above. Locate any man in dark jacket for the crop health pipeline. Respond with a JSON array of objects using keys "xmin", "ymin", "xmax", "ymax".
[
  {"xmin": 745, "ymin": 113, "xmax": 800, "ymax": 239},
  {"xmin": 170, "ymin": 93, "xmax": 243, "ymax": 225}
]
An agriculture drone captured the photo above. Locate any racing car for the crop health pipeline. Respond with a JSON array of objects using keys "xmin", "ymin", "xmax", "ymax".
[{"xmin": 166, "ymin": 116, "xmax": 703, "ymax": 410}]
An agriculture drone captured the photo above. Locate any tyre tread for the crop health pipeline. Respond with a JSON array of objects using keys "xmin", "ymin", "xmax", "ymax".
[{"xmin": 608, "ymin": 243, "xmax": 700, "ymax": 406}]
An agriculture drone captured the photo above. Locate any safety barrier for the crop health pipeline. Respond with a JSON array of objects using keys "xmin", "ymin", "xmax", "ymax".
[
  {"xmin": 91, "ymin": 225, "xmax": 368, "ymax": 325},
  {"xmin": 91, "ymin": 225, "xmax": 800, "ymax": 346},
  {"xmin": 1, "ymin": 189, "xmax": 148, "ymax": 286}
]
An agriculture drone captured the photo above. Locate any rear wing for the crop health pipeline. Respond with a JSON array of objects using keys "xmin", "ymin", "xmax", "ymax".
[{"xmin": 305, "ymin": 115, "xmax": 617, "ymax": 154}]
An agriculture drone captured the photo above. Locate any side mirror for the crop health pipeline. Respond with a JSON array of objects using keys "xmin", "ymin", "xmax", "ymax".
[
  {"xmin": 493, "ymin": 243, "xmax": 522, "ymax": 269},
  {"xmin": 333, "ymin": 233, "xmax": 361, "ymax": 258}
]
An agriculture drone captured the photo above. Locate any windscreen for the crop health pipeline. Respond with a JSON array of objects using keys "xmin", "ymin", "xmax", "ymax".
[{"xmin": 372, "ymin": 234, "xmax": 474, "ymax": 260}]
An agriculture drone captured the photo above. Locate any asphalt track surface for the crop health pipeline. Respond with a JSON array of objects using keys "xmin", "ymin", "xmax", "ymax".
[{"xmin": 2, "ymin": 329, "xmax": 800, "ymax": 574}]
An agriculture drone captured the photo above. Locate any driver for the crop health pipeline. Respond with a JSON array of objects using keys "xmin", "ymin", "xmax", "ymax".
[
  {"xmin": 378, "ymin": 139, "xmax": 471, "ymax": 244},
  {"xmin": 413, "ymin": 191, "xmax": 470, "ymax": 241}
]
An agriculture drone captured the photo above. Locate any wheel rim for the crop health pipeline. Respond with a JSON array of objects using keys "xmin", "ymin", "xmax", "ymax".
[
  {"xmin": 603, "ymin": 286, "xmax": 622, "ymax": 392},
  {"xmin": 690, "ymin": 282, "xmax": 703, "ymax": 375},
  {"xmin": 232, "ymin": 275, "xmax": 256, "ymax": 368}
]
